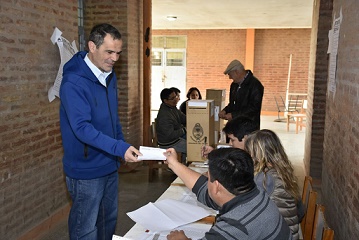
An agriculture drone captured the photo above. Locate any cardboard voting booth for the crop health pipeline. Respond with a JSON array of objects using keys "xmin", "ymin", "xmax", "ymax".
[
  {"xmin": 186, "ymin": 100, "xmax": 215, "ymax": 162},
  {"xmin": 205, "ymin": 89, "xmax": 226, "ymax": 143}
]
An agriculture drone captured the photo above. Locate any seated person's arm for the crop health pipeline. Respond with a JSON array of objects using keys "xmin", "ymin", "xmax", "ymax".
[
  {"xmin": 201, "ymin": 145, "xmax": 214, "ymax": 158},
  {"xmin": 165, "ymin": 148, "xmax": 220, "ymax": 210},
  {"xmin": 164, "ymin": 148, "xmax": 200, "ymax": 190}
]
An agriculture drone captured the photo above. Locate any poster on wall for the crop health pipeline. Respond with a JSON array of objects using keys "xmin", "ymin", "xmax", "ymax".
[
  {"xmin": 327, "ymin": 8, "xmax": 343, "ymax": 98},
  {"xmin": 48, "ymin": 28, "xmax": 78, "ymax": 102}
]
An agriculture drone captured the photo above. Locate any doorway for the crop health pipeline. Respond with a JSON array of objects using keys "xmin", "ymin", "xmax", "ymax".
[{"xmin": 151, "ymin": 36, "xmax": 187, "ymax": 122}]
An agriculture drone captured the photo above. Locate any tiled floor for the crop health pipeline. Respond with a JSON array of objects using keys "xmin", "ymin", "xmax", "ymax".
[{"xmin": 37, "ymin": 115, "xmax": 306, "ymax": 239}]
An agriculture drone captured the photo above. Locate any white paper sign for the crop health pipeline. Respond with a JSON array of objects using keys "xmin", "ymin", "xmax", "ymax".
[
  {"xmin": 328, "ymin": 8, "xmax": 343, "ymax": 97},
  {"xmin": 48, "ymin": 27, "xmax": 78, "ymax": 102}
]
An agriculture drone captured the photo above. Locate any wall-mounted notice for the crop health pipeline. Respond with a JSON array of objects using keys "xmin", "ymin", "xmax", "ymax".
[
  {"xmin": 328, "ymin": 8, "xmax": 343, "ymax": 98},
  {"xmin": 48, "ymin": 28, "xmax": 78, "ymax": 102}
]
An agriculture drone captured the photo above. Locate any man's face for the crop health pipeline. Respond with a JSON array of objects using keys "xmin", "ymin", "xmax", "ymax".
[
  {"xmin": 164, "ymin": 92, "xmax": 179, "ymax": 107},
  {"xmin": 228, "ymin": 70, "xmax": 241, "ymax": 83},
  {"xmin": 227, "ymin": 133, "xmax": 245, "ymax": 150},
  {"xmin": 207, "ymin": 171, "xmax": 222, "ymax": 206},
  {"xmin": 88, "ymin": 34, "xmax": 123, "ymax": 73},
  {"xmin": 175, "ymin": 92, "xmax": 181, "ymax": 101},
  {"xmin": 207, "ymin": 171, "xmax": 216, "ymax": 199}
]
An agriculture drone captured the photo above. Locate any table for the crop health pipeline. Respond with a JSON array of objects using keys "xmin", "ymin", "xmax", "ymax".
[
  {"xmin": 123, "ymin": 166, "xmax": 213, "ymax": 240},
  {"xmin": 287, "ymin": 113, "xmax": 306, "ymax": 134}
]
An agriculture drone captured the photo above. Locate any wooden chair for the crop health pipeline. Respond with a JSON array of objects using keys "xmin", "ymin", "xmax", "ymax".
[
  {"xmin": 274, "ymin": 95, "xmax": 301, "ymax": 122},
  {"xmin": 287, "ymin": 99, "xmax": 307, "ymax": 134},
  {"xmin": 274, "ymin": 96, "xmax": 287, "ymax": 122},
  {"xmin": 148, "ymin": 120, "xmax": 182, "ymax": 181},
  {"xmin": 148, "ymin": 120, "xmax": 168, "ymax": 181},
  {"xmin": 301, "ymin": 176, "xmax": 318, "ymax": 240},
  {"xmin": 287, "ymin": 94, "xmax": 301, "ymax": 113},
  {"xmin": 311, "ymin": 204, "xmax": 334, "ymax": 240}
]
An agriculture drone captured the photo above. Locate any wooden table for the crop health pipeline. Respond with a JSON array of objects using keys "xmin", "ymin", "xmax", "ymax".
[
  {"xmin": 123, "ymin": 166, "xmax": 214, "ymax": 239},
  {"xmin": 287, "ymin": 113, "xmax": 306, "ymax": 134}
]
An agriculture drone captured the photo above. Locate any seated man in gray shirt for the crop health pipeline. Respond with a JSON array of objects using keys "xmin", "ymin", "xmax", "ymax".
[
  {"xmin": 164, "ymin": 147, "xmax": 292, "ymax": 240},
  {"xmin": 156, "ymin": 88, "xmax": 187, "ymax": 164}
]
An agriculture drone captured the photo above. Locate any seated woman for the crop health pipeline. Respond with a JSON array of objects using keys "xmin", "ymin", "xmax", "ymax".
[
  {"xmin": 179, "ymin": 87, "xmax": 202, "ymax": 115},
  {"xmin": 244, "ymin": 129, "xmax": 304, "ymax": 240}
]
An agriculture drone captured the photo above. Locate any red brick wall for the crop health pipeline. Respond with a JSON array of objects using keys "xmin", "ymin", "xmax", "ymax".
[
  {"xmin": 0, "ymin": 1, "xmax": 77, "ymax": 238},
  {"xmin": 153, "ymin": 29, "xmax": 311, "ymax": 113},
  {"xmin": 3, "ymin": 0, "xmax": 359, "ymax": 239},
  {"xmin": 321, "ymin": 0, "xmax": 359, "ymax": 239},
  {"xmin": 254, "ymin": 29, "xmax": 311, "ymax": 111},
  {"xmin": 0, "ymin": 1, "xmax": 143, "ymax": 239},
  {"xmin": 305, "ymin": 0, "xmax": 333, "ymax": 182}
]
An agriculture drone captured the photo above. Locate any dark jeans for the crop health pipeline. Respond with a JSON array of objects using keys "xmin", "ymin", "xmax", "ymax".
[{"xmin": 66, "ymin": 171, "xmax": 118, "ymax": 240}]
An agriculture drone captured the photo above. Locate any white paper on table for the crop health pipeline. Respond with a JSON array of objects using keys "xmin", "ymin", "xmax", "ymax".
[
  {"xmin": 179, "ymin": 189, "xmax": 218, "ymax": 215},
  {"xmin": 139, "ymin": 223, "xmax": 211, "ymax": 240},
  {"xmin": 112, "ymin": 235, "xmax": 133, "ymax": 240},
  {"xmin": 137, "ymin": 146, "xmax": 166, "ymax": 160},
  {"xmin": 126, "ymin": 199, "xmax": 212, "ymax": 232},
  {"xmin": 191, "ymin": 161, "xmax": 208, "ymax": 168}
]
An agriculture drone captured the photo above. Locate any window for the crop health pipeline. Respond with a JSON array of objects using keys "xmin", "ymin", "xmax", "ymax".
[
  {"xmin": 166, "ymin": 52, "xmax": 184, "ymax": 66},
  {"xmin": 151, "ymin": 51, "xmax": 162, "ymax": 66},
  {"xmin": 152, "ymin": 36, "xmax": 186, "ymax": 48}
]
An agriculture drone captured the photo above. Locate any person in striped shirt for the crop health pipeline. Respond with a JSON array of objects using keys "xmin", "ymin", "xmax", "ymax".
[{"xmin": 164, "ymin": 147, "xmax": 292, "ymax": 240}]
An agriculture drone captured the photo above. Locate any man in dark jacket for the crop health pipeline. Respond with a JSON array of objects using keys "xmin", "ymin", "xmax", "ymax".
[
  {"xmin": 60, "ymin": 23, "xmax": 141, "ymax": 240},
  {"xmin": 219, "ymin": 59, "xmax": 264, "ymax": 129},
  {"xmin": 156, "ymin": 88, "xmax": 187, "ymax": 163}
]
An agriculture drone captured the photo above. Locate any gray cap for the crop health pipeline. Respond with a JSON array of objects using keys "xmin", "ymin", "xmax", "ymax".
[{"xmin": 224, "ymin": 60, "xmax": 244, "ymax": 74}]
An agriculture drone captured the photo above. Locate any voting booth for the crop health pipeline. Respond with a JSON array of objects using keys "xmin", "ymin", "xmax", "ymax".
[
  {"xmin": 205, "ymin": 89, "xmax": 226, "ymax": 143},
  {"xmin": 186, "ymin": 100, "xmax": 215, "ymax": 162}
]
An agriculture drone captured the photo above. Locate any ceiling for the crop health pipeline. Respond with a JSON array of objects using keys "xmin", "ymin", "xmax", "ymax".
[{"xmin": 152, "ymin": 0, "xmax": 314, "ymax": 29}]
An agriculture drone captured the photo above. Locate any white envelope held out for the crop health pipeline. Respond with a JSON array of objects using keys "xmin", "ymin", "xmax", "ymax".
[{"xmin": 137, "ymin": 146, "xmax": 167, "ymax": 161}]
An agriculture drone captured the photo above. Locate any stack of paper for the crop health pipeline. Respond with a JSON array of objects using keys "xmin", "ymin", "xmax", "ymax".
[{"xmin": 126, "ymin": 198, "xmax": 213, "ymax": 232}]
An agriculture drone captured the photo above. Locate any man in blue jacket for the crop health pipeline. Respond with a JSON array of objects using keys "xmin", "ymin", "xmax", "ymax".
[{"xmin": 60, "ymin": 23, "xmax": 141, "ymax": 240}]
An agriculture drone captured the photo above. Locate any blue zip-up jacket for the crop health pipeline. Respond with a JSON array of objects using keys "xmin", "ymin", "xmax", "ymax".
[{"xmin": 59, "ymin": 51, "xmax": 130, "ymax": 179}]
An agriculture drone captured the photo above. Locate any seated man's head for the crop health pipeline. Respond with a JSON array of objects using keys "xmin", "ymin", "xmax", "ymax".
[
  {"xmin": 160, "ymin": 88, "xmax": 179, "ymax": 107},
  {"xmin": 222, "ymin": 116, "xmax": 257, "ymax": 149},
  {"xmin": 170, "ymin": 87, "xmax": 181, "ymax": 101},
  {"xmin": 207, "ymin": 148, "xmax": 255, "ymax": 205}
]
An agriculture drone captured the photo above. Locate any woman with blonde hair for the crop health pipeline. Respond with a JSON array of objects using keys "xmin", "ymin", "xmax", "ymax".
[{"xmin": 244, "ymin": 129, "xmax": 304, "ymax": 240}]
